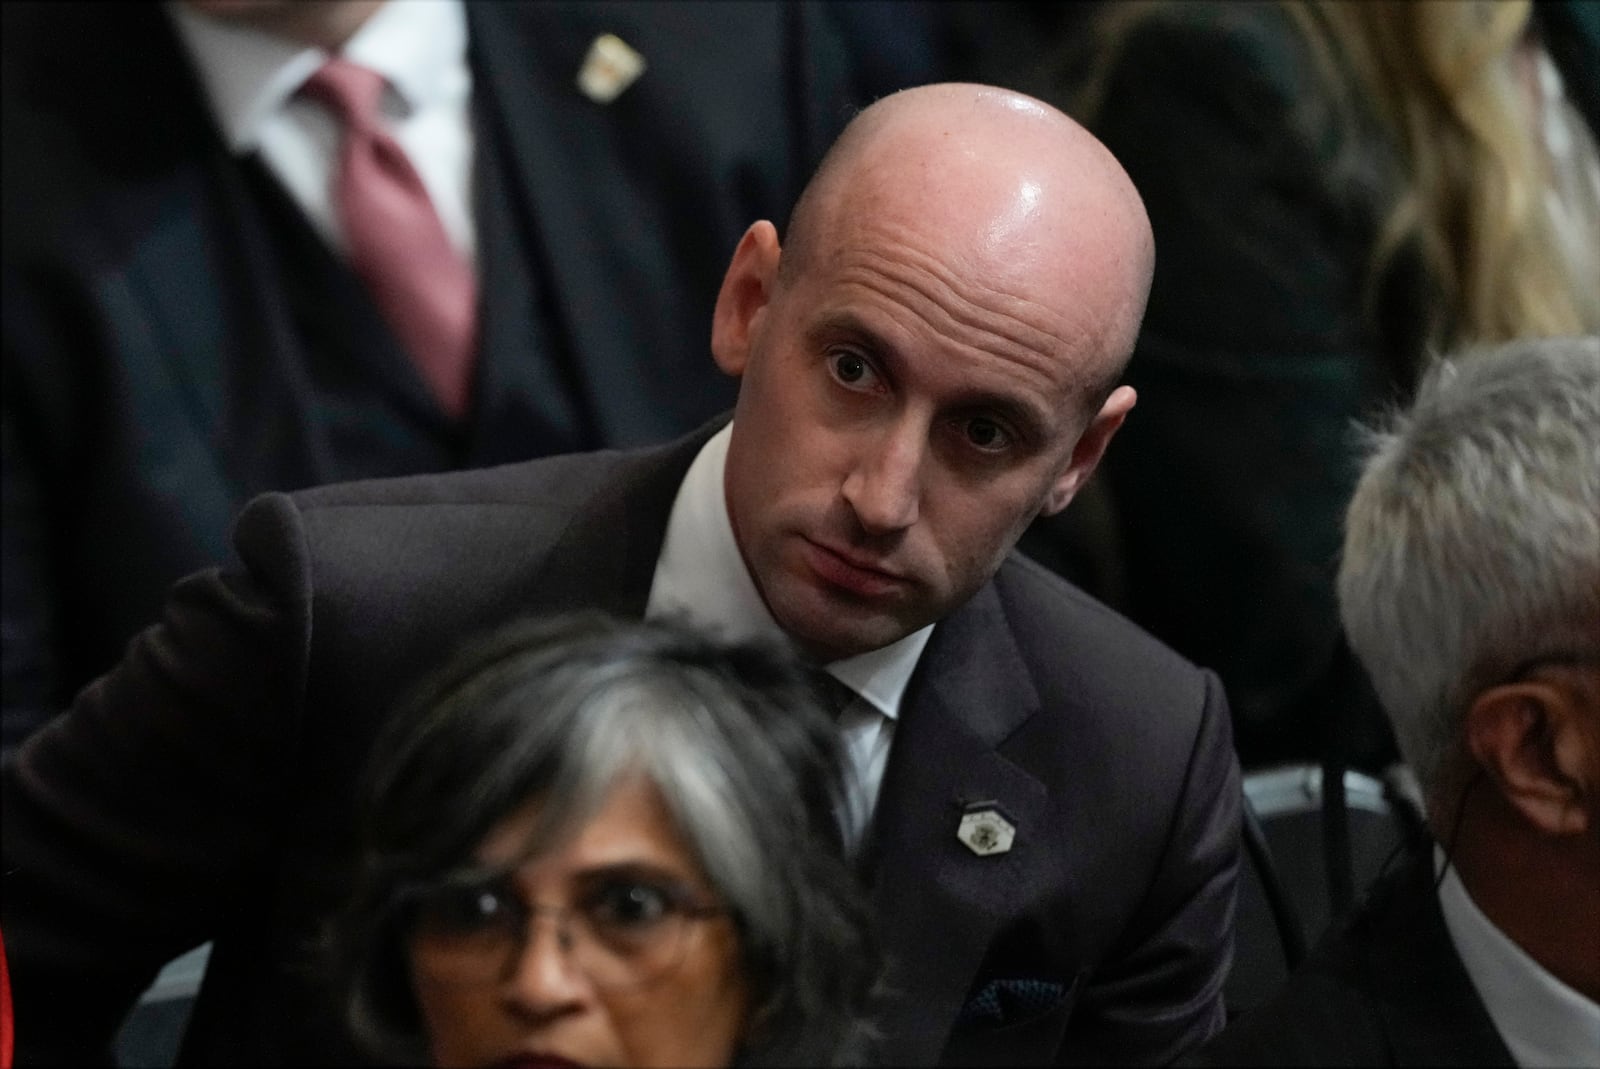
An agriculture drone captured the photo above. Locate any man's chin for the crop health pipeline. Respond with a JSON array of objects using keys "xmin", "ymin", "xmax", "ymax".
[
  {"xmin": 759, "ymin": 564, "xmax": 932, "ymax": 660},
  {"xmin": 782, "ymin": 609, "xmax": 917, "ymax": 664}
]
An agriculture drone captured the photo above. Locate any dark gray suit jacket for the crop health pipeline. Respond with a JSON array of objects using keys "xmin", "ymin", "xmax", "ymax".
[
  {"xmin": 1191, "ymin": 847, "xmax": 1514, "ymax": 1067},
  {"xmin": 1, "ymin": 422, "xmax": 1240, "ymax": 1066}
]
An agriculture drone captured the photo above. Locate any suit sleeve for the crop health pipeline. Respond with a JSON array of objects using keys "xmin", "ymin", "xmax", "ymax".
[
  {"xmin": 1061, "ymin": 670, "xmax": 1242, "ymax": 1065},
  {"xmin": 0, "ymin": 492, "xmax": 315, "ymax": 1063}
]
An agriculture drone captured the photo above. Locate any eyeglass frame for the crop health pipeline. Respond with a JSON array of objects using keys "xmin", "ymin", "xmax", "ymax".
[{"xmin": 388, "ymin": 865, "xmax": 730, "ymax": 992}]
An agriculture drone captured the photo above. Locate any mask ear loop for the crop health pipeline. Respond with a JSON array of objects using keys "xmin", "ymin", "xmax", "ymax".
[{"xmin": 1434, "ymin": 766, "xmax": 1487, "ymax": 893}]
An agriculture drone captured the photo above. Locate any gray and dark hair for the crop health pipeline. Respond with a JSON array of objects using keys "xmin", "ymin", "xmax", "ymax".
[
  {"xmin": 1336, "ymin": 335, "xmax": 1600, "ymax": 809},
  {"xmin": 331, "ymin": 611, "xmax": 881, "ymax": 1066}
]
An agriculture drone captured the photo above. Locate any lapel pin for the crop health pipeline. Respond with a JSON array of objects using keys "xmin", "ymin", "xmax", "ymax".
[
  {"xmin": 577, "ymin": 33, "xmax": 646, "ymax": 104},
  {"xmin": 957, "ymin": 802, "xmax": 1015, "ymax": 857}
]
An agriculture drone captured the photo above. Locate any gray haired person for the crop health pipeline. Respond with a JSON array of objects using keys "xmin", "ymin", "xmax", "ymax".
[
  {"xmin": 1196, "ymin": 335, "xmax": 1600, "ymax": 1067},
  {"xmin": 330, "ymin": 611, "xmax": 882, "ymax": 1067}
]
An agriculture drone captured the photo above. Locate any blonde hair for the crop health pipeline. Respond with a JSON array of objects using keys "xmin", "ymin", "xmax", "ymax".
[
  {"xmin": 1071, "ymin": 0, "xmax": 1600, "ymax": 373},
  {"xmin": 1290, "ymin": 0, "xmax": 1600, "ymax": 356}
]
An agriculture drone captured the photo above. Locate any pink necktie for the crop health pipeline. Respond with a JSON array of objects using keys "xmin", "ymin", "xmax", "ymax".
[{"xmin": 301, "ymin": 58, "xmax": 477, "ymax": 420}]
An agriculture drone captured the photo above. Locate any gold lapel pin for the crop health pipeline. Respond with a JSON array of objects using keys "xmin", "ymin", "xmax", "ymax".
[
  {"xmin": 957, "ymin": 803, "xmax": 1015, "ymax": 857},
  {"xmin": 577, "ymin": 33, "xmax": 646, "ymax": 104}
]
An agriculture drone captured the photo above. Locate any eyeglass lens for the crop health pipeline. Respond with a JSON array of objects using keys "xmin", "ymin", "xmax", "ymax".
[{"xmin": 404, "ymin": 868, "xmax": 721, "ymax": 990}]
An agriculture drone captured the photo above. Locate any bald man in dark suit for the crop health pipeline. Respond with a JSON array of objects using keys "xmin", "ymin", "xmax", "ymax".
[{"xmin": 2, "ymin": 83, "xmax": 1239, "ymax": 1066}]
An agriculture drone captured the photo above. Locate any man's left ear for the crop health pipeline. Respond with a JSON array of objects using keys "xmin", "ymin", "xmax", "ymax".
[
  {"xmin": 1040, "ymin": 386, "xmax": 1136, "ymax": 516},
  {"xmin": 1466, "ymin": 668, "xmax": 1600, "ymax": 837}
]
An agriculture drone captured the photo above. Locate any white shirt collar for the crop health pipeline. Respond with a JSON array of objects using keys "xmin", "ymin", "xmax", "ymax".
[
  {"xmin": 166, "ymin": 0, "xmax": 468, "ymax": 153},
  {"xmin": 1434, "ymin": 846, "xmax": 1600, "ymax": 1067},
  {"xmin": 645, "ymin": 423, "xmax": 934, "ymax": 720}
]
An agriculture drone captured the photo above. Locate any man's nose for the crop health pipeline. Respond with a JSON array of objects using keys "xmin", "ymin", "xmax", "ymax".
[
  {"xmin": 841, "ymin": 422, "xmax": 924, "ymax": 534},
  {"xmin": 499, "ymin": 912, "xmax": 591, "ymax": 1017}
]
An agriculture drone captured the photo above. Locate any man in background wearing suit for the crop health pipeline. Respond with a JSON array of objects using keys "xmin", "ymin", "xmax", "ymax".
[
  {"xmin": 1196, "ymin": 336, "xmax": 1600, "ymax": 1066},
  {"xmin": 0, "ymin": 0, "xmax": 858, "ymax": 753},
  {"xmin": 1, "ymin": 83, "xmax": 1240, "ymax": 1065}
]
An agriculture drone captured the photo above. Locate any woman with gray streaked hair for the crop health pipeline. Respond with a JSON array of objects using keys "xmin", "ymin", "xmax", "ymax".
[{"xmin": 327, "ymin": 611, "xmax": 882, "ymax": 1068}]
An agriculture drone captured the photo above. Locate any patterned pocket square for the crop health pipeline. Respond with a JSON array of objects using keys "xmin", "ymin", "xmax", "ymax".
[{"xmin": 955, "ymin": 977, "xmax": 1069, "ymax": 1029}]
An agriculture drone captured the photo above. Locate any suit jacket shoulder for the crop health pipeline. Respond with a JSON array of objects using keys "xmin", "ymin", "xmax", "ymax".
[
  {"xmin": 993, "ymin": 552, "xmax": 1217, "ymax": 702},
  {"xmin": 1191, "ymin": 849, "xmax": 1514, "ymax": 1066},
  {"xmin": 258, "ymin": 422, "xmax": 718, "ymax": 699}
]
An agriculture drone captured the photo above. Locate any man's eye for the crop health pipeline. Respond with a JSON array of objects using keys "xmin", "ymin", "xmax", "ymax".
[
  {"xmin": 828, "ymin": 350, "xmax": 877, "ymax": 390},
  {"xmin": 963, "ymin": 417, "xmax": 1012, "ymax": 452}
]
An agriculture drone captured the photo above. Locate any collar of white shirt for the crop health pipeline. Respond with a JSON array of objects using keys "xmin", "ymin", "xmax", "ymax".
[
  {"xmin": 644, "ymin": 423, "xmax": 934, "ymax": 722},
  {"xmin": 166, "ymin": 0, "xmax": 469, "ymax": 153},
  {"xmin": 1434, "ymin": 845, "xmax": 1600, "ymax": 1067}
]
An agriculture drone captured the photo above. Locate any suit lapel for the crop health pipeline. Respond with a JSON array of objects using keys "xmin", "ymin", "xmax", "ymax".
[
  {"xmin": 464, "ymin": 5, "xmax": 738, "ymax": 448},
  {"xmin": 466, "ymin": 7, "xmax": 621, "ymax": 439},
  {"xmin": 863, "ymin": 582, "xmax": 1051, "ymax": 1065}
]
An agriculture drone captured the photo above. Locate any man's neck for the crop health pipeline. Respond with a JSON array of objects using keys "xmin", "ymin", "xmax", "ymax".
[{"xmin": 1452, "ymin": 810, "xmax": 1600, "ymax": 1002}]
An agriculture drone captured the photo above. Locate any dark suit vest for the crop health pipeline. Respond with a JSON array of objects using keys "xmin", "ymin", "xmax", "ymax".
[{"xmin": 219, "ymin": 70, "xmax": 600, "ymax": 491}]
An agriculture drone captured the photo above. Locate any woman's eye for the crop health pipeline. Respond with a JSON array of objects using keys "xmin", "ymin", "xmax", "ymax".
[
  {"xmin": 418, "ymin": 882, "xmax": 516, "ymax": 934},
  {"xmin": 586, "ymin": 881, "xmax": 674, "ymax": 930},
  {"xmin": 963, "ymin": 417, "xmax": 1012, "ymax": 452},
  {"xmin": 828, "ymin": 350, "xmax": 876, "ymax": 390}
]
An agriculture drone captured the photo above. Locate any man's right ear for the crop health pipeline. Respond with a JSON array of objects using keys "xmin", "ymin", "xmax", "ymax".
[
  {"xmin": 1465, "ymin": 668, "xmax": 1599, "ymax": 838},
  {"xmin": 711, "ymin": 221, "xmax": 782, "ymax": 377}
]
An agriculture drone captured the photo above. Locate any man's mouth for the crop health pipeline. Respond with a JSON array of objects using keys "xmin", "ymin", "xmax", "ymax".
[
  {"xmin": 799, "ymin": 538, "xmax": 907, "ymax": 598},
  {"xmin": 498, "ymin": 1054, "xmax": 584, "ymax": 1069}
]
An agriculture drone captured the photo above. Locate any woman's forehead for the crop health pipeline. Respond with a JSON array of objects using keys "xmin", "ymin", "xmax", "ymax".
[{"xmin": 472, "ymin": 774, "xmax": 701, "ymax": 878}]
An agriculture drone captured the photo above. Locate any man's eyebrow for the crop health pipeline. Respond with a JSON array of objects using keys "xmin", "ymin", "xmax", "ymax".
[
  {"xmin": 812, "ymin": 310, "xmax": 888, "ymax": 350},
  {"xmin": 961, "ymin": 391, "xmax": 1054, "ymax": 441}
]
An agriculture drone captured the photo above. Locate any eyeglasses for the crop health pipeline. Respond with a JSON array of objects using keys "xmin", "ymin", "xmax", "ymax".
[{"xmin": 396, "ymin": 866, "xmax": 727, "ymax": 991}]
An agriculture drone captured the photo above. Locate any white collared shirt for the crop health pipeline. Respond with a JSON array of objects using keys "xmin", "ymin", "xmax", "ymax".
[
  {"xmin": 646, "ymin": 424, "xmax": 935, "ymax": 846},
  {"xmin": 166, "ymin": 0, "xmax": 476, "ymax": 263},
  {"xmin": 1435, "ymin": 847, "xmax": 1600, "ymax": 1067}
]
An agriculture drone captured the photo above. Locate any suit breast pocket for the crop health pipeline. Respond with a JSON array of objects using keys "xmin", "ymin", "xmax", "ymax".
[{"xmin": 941, "ymin": 972, "xmax": 1084, "ymax": 1066}]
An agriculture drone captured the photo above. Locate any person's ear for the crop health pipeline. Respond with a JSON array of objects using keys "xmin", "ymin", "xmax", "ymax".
[
  {"xmin": 711, "ymin": 221, "xmax": 782, "ymax": 378},
  {"xmin": 1039, "ymin": 386, "xmax": 1136, "ymax": 516},
  {"xmin": 1465, "ymin": 672, "xmax": 1598, "ymax": 837}
]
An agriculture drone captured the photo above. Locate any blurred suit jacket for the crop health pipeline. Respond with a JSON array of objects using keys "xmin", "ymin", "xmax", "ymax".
[
  {"xmin": 0, "ymin": 0, "xmax": 857, "ymax": 751},
  {"xmin": 1, "ymin": 421, "xmax": 1240, "ymax": 1066}
]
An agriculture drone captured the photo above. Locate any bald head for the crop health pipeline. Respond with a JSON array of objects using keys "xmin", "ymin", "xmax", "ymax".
[
  {"xmin": 782, "ymin": 83, "xmax": 1154, "ymax": 391},
  {"xmin": 710, "ymin": 86, "xmax": 1152, "ymax": 660}
]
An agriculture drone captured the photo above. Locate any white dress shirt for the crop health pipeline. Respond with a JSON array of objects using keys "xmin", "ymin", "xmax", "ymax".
[
  {"xmin": 166, "ymin": 0, "xmax": 476, "ymax": 264},
  {"xmin": 1435, "ymin": 847, "xmax": 1600, "ymax": 1067},
  {"xmin": 646, "ymin": 424, "xmax": 935, "ymax": 846}
]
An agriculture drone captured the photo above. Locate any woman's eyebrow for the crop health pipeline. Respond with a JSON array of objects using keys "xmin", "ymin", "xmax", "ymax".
[{"xmin": 569, "ymin": 860, "xmax": 699, "ymax": 885}]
